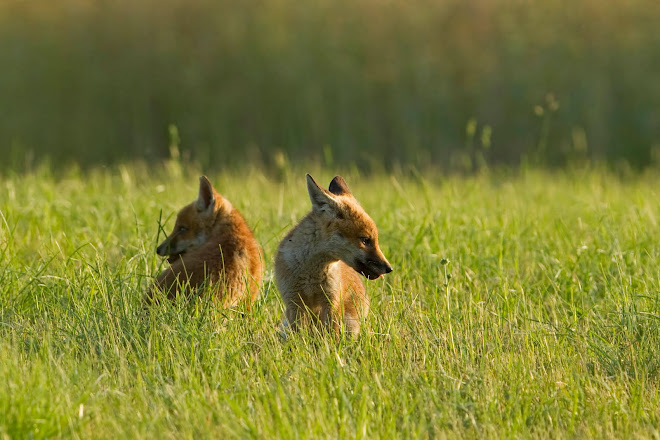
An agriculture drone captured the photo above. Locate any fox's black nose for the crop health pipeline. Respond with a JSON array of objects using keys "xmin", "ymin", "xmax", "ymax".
[
  {"xmin": 368, "ymin": 259, "xmax": 393, "ymax": 275},
  {"xmin": 156, "ymin": 244, "xmax": 166, "ymax": 256}
]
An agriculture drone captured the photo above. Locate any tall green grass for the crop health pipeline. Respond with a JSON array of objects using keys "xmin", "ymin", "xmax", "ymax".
[
  {"xmin": 1, "ymin": 163, "xmax": 660, "ymax": 438},
  {"xmin": 1, "ymin": 0, "xmax": 659, "ymax": 169}
]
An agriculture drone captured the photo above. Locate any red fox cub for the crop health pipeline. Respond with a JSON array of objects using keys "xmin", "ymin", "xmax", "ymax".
[
  {"xmin": 148, "ymin": 176, "xmax": 263, "ymax": 308},
  {"xmin": 275, "ymin": 174, "xmax": 392, "ymax": 335}
]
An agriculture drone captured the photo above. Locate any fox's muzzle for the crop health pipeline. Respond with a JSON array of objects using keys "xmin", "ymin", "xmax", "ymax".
[
  {"xmin": 355, "ymin": 258, "xmax": 393, "ymax": 280},
  {"xmin": 156, "ymin": 238, "xmax": 174, "ymax": 257},
  {"xmin": 157, "ymin": 238, "xmax": 186, "ymax": 264}
]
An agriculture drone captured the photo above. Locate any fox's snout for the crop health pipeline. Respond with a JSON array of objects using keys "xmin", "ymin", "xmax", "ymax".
[
  {"xmin": 156, "ymin": 236, "xmax": 180, "ymax": 257},
  {"xmin": 156, "ymin": 242, "xmax": 167, "ymax": 256},
  {"xmin": 157, "ymin": 237, "xmax": 187, "ymax": 264},
  {"xmin": 156, "ymin": 239, "xmax": 171, "ymax": 257},
  {"xmin": 379, "ymin": 261, "xmax": 394, "ymax": 275},
  {"xmin": 355, "ymin": 256, "xmax": 393, "ymax": 280}
]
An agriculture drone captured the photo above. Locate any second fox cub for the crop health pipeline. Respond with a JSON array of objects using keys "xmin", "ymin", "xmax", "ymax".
[
  {"xmin": 275, "ymin": 174, "xmax": 392, "ymax": 335},
  {"xmin": 148, "ymin": 176, "xmax": 263, "ymax": 307}
]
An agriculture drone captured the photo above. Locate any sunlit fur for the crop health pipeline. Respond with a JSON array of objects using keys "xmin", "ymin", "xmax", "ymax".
[
  {"xmin": 275, "ymin": 174, "xmax": 392, "ymax": 336},
  {"xmin": 147, "ymin": 176, "xmax": 263, "ymax": 308}
]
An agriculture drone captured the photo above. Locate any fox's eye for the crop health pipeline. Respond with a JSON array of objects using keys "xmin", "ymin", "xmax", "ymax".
[
  {"xmin": 360, "ymin": 237, "xmax": 372, "ymax": 246},
  {"xmin": 178, "ymin": 226, "xmax": 188, "ymax": 233}
]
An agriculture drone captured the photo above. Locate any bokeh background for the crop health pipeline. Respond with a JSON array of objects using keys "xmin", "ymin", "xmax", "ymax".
[{"xmin": 1, "ymin": 0, "xmax": 659, "ymax": 171}]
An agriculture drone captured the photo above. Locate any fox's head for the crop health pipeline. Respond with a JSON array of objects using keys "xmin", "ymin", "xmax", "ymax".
[
  {"xmin": 156, "ymin": 176, "xmax": 228, "ymax": 261},
  {"xmin": 306, "ymin": 174, "xmax": 393, "ymax": 280}
]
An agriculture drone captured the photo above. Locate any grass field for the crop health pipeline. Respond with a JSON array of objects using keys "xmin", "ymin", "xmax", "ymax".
[{"xmin": 1, "ymin": 163, "xmax": 660, "ymax": 438}]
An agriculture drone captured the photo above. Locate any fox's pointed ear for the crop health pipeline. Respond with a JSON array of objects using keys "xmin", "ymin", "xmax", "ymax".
[
  {"xmin": 197, "ymin": 176, "xmax": 215, "ymax": 212},
  {"xmin": 306, "ymin": 174, "xmax": 338, "ymax": 213},
  {"xmin": 328, "ymin": 176, "xmax": 351, "ymax": 196}
]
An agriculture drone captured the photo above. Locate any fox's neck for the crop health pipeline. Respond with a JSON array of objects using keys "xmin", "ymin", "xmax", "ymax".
[
  {"xmin": 208, "ymin": 209, "xmax": 240, "ymax": 239},
  {"xmin": 294, "ymin": 252, "xmax": 339, "ymax": 288},
  {"xmin": 282, "ymin": 216, "xmax": 338, "ymax": 278}
]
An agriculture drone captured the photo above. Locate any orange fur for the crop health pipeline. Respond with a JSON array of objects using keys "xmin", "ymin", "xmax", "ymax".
[{"xmin": 147, "ymin": 176, "xmax": 263, "ymax": 308}]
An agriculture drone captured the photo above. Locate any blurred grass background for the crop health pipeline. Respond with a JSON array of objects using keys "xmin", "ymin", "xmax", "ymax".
[{"xmin": 1, "ymin": 0, "xmax": 659, "ymax": 171}]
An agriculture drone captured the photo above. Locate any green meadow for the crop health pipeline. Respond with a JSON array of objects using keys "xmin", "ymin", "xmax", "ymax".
[
  {"xmin": 1, "ymin": 162, "xmax": 659, "ymax": 438},
  {"xmin": 2, "ymin": 0, "xmax": 659, "ymax": 437}
]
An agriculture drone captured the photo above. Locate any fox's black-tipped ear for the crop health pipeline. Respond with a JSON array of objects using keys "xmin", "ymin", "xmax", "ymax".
[
  {"xmin": 197, "ymin": 176, "xmax": 215, "ymax": 212},
  {"xmin": 328, "ymin": 176, "xmax": 351, "ymax": 196},
  {"xmin": 306, "ymin": 174, "xmax": 338, "ymax": 213}
]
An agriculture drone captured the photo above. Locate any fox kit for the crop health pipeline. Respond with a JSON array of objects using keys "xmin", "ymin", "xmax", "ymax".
[
  {"xmin": 148, "ymin": 176, "xmax": 263, "ymax": 308},
  {"xmin": 275, "ymin": 174, "xmax": 392, "ymax": 335}
]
